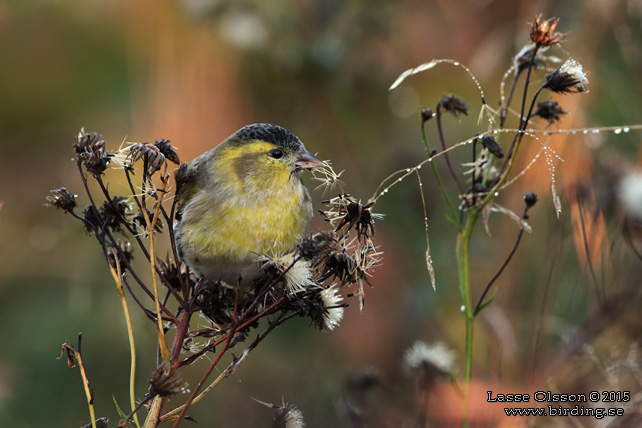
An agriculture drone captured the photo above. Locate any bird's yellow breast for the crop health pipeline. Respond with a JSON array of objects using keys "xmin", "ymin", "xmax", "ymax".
[{"xmin": 176, "ymin": 140, "xmax": 313, "ymax": 279}]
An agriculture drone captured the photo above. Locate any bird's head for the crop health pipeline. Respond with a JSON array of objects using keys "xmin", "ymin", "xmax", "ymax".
[{"xmin": 220, "ymin": 123, "xmax": 325, "ymax": 191}]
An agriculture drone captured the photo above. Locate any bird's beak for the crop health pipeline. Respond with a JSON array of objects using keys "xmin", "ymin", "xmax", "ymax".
[{"xmin": 294, "ymin": 150, "xmax": 325, "ymax": 171}]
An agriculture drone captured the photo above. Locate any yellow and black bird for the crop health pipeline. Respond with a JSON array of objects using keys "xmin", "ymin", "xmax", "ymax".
[{"xmin": 174, "ymin": 123, "xmax": 325, "ymax": 285}]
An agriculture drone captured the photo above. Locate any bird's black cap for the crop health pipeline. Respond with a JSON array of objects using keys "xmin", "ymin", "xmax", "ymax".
[{"xmin": 230, "ymin": 123, "xmax": 303, "ymax": 150}]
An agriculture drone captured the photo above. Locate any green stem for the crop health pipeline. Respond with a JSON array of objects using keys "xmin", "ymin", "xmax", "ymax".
[{"xmin": 457, "ymin": 208, "xmax": 479, "ymax": 426}]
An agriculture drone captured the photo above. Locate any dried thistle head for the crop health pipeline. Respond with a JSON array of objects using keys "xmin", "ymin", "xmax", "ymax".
[
  {"xmin": 272, "ymin": 403, "xmax": 305, "ymax": 428},
  {"xmin": 439, "ymin": 94, "xmax": 469, "ymax": 118},
  {"xmin": 479, "ymin": 135, "xmax": 504, "ymax": 159},
  {"xmin": 154, "ymin": 139, "xmax": 180, "ymax": 164},
  {"xmin": 514, "ymin": 44, "xmax": 561, "ymax": 73},
  {"xmin": 297, "ymin": 231, "xmax": 335, "ymax": 261},
  {"xmin": 132, "ymin": 209, "xmax": 164, "ymax": 233},
  {"xmin": 129, "ymin": 142, "xmax": 167, "ymax": 173},
  {"xmin": 529, "ymin": 15, "xmax": 567, "ymax": 47},
  {"xmin": 81, "ymin": 197, "xmax": 132, "ymax": 235},
  {"xmin": 323, "ymin": 251, "xmax": 360, "ymax": 285},
  {"xmin": 532, "ymin": 99, "xmax": 567, "ymax": 124},
  {"xmin": 100, "ymin": 196, "xmax": 131, "ymax": 233},
  {"xmin": 107, "ymin": 241, "xmax": 134, "ymax": 270},
  {"xmin": 45, "ymin": 188, "xmax": 77, "ymax": 213},
  {"xmin": 74, "ymin": 128, "xmax": 105, "ymax": 157},
  {"xmin": 346, "ymin": 366, "xmax": 381, "ymax": 405},
  {"xmin": 74, "ymin": 128, "xmax": 111, "ymax": 176},
  {"xmin": 258, "ymin": 252, "xmax": 315, "ymax": 295},
  {"xmin": 149, "ymin": 362, "xmax": 187, "ymax": 398},
  {"xmin": 318, "ymin": 286, "xmax": 344, "ymax": 330},
  {"xmin": 158, "ymin": 257, "xmax": 185, "ymax": 291},
  {"xmin": 403, "ymin": 341, "xmax": 457, "ymax": 387},
  {"xmin": 320, "ymin": 195, "xmax": 380, "ymax": 241},
  {"xmin": 544, "ymin": 58, "xmax": 589, "ymax": 94},
  {"xmin": 255, "ymin": 399, "xmax": 306, "ymax": 428}
]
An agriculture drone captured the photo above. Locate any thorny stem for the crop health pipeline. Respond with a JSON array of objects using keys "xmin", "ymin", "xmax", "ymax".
[
  {"xmin": 420, "ymin": 116, "xmax": 462, "ymax": 231},
  {"xmin": 436, "ymin": 104, "xmax": 465, "ymax": 196}
]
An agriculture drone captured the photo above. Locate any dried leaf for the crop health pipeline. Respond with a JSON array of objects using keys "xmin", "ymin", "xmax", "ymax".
[
  {"xmin": 491, "ymin": 204, "xmax": 532, "ymax": 233},
  {"xmin": 389, "ymin": 60, "xmax": 439, "ymax": 90}
]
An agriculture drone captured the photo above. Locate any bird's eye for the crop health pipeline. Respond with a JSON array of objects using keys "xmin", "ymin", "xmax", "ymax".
[{"xmin": 269, "ymin": 148, "xmax": 284, "ymax": 159}]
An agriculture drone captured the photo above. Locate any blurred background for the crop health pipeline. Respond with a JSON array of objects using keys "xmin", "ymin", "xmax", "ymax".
[{"xmin": 1, "ymin": 0, "xmax": 642, "ymax": 426}]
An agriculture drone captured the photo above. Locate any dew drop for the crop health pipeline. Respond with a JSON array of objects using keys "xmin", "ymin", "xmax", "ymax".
[
  {"xmin": 406, "ymin": 168, "xmax": 411, "ymax": 172},
  {"xmin": 397, "ymin": 178, "xmax": 403, "ymax": 182},
  {"xmin": 454, "ymin": 61, "xmax": 460, "ymax": 66},
  {"xmin": 384, "ymin": 189, "xmax": 389, "ymax": 194},
  {"xmin": 572, "ymin": 131, "xmax": 577, "ymax": 134},
  {"xmin": 494, "ymin": 192, "xmax": 499, "ymax": 197},
  {"xmin": 460, "ymin": 305, "xmax": 465, "ymax": 313},
  {"xmin": 428, "ymin": 159, "xmax": 433, "ymax": 163},
  {"xmin": 582, "ymin": 130, "xmax": 589, "ymax": 134},
  {"xmin": 592, "ymin": 129, "xmax": 599, "ymax": 134},
  {"xmin": 624, "ymin": 127, "xmax": 630, "ymax": 133},
  {"xmin": 614, "ymin": 128, "xmax": 622, "ymax": 134},
  {"xmin": 493, "ymin": 130, "xmax": 498, "ymax": 134},
  {"xmin": 417, "ymin": 165, "xmax": 422, "ymax": 169}
]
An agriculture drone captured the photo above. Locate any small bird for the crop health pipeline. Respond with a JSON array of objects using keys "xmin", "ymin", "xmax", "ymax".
[{"xmin": 174, "ymin": 123, "xmax": 325, "ymax": 286}]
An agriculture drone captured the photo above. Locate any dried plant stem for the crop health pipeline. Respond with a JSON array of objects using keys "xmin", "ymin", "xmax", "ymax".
[
  {"xmin": 141, "ymin": 174, "xmax": 171, "ymax": 362},
  {"xmin": 420, "ymin": 118, "xmax": 462, "ymax": 231},
  {"xmin": 160, "ymin": 311, "xmax": 287, "ymax": 423},
  {"xmin": 62, "ymin": 337, "xmax": 97, "ymax": 428},
  {"xmin": 172, "ymin": 308, "xmax": 239, "ymax": 427},
  {"xmin": 436, "ymin": 105, "xmax": 465, "ymax": 196},
  {"xmin": 108, "ymin": 259, "xmax": 140, "ymax": 428},
  {"xmin": 143, "ymin": 396, "xmax": 164, "ymax": 428}
]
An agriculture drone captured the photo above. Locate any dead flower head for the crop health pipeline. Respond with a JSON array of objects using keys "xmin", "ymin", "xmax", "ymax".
[
  {"xmin": 107, "ymin": 241, "xmax": 134, "ymax": 270},
  {"xmin": 74, "ymin": 128, "xmax": 110, "ymax": 176},
  {"xmin": 129, "ymin": 142, "xmax": 166, "ymax": 173},
  {"xmin": 532, "ymin": 99, "xmax": 567, "ymax": 124},
  {"xmin": 403, "ymin": 341, "xmax": 457, "ymax": 386},
  {"xmin": 319, "ymin": 286, "xmax": 344, "ymax": 330},
  {"xmin": 544, "ymin": 58, "xmax": 589, "ymax": 94},
  {"xmin": 149, "ymin": 362, "xmax": 187, "ymax": 398},
  {"xmin": 82, "ymin": 196, "xmax": 131, "ymax": 234},
  {"xmin": 255, "ymin": 399, "xmax": 306, "ymax": 428},
  {"xmin": 439, "ymin": 94, "xmax": 469, "ymax": 118},
  {"xmin": 320, "ymin": 194, "xmax": 381, "ymax": 240},
  {"xmin": 45, "ymin": 188, "xmax": 77, "ymax": 213},
  {"xmin": 479, "ymin": 135, "xmax": 504, "ymax": 158},
  {"xmin": 514, "ymin": 44, "xmax": 561, "ymax": 74},
  {"xmin": 258, "ymin": 252, "xmax": 315, "ymax": 294},
  {"xmin": 530, "ymin": 15, "xmax": 567, "ymax": 47},
  {"xmin": 154, "ymin": 139, "xmax": 180, "ymax": 164}
]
